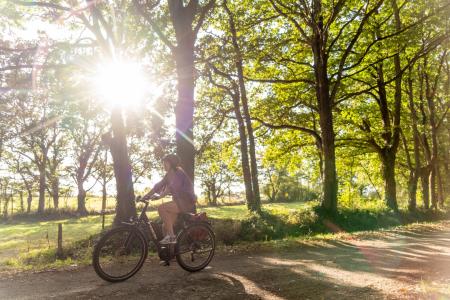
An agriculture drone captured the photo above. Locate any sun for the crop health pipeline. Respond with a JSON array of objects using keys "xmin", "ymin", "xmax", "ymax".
[{"xmin": 92, "ymin": 60, "xmax": 155, "ymax": 108}]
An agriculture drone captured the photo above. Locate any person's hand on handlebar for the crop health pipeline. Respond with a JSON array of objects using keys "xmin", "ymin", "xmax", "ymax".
[
  {"xmin": 149, "ymin": 193, "xmax": 162, "ymax": 200},
  {"xmin": 141, "ymin": 193, "xmax": 161, "ymax": 201}
]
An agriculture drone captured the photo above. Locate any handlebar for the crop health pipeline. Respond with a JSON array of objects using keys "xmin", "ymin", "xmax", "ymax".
[{"xmin": 135, "ymin": 194, "xmax": 160, "ymax": 203}]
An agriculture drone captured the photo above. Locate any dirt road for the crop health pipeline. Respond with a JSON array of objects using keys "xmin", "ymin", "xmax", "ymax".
[{"xmin": 1, "ymin": 225, "xmax": 449, "ymax": 299}]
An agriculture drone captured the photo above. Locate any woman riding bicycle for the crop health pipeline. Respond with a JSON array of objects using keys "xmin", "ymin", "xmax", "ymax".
[{"xmin": 142, "ymin": 154, "xmax": 196, "ymax": 244}]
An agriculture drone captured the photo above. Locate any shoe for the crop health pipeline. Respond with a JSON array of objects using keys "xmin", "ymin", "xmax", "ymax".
[{"xmin": 160, "ymin": 235, "xmax": 176, "ymax": 244}]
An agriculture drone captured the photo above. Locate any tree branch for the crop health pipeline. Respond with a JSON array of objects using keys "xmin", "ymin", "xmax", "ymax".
[
  {"xmin": 252, "ymin": 116, "xmax": 322, "ymax": 146},
  {"xmin": 132, "ymin": 0, "xmax": 176, "ymax": 51},
  {"xmin": 193, "ymin": 0, "xmax": 215, "ymax": 37}
]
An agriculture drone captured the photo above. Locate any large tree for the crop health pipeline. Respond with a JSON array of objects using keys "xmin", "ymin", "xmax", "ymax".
[
  {"xmin": 65, "ymin": 102, "xmax": 104, "ymax": 215},
  {"xmin": 249, "ymin": 0, "xmax": 384, "ymax": 214},
  {"xmin": 133, "ymin": 0, "xmax": 215, "ymax": 182}
]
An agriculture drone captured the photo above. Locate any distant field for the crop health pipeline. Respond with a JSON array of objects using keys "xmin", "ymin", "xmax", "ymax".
[
  {"xmin": 0, "ymin": 196, "xmax": 118, "ymax": 215},
  {"xmin": 0, "ymin": 194, "xmax": 245, "ymax": 216}
]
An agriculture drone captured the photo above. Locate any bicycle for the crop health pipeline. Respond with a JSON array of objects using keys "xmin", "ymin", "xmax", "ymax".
[{"xmin": 92, "ymin": 195, "xmax": 215, "ymax": 282}]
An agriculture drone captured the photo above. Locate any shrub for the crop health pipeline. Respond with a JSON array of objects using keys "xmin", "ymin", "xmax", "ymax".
[
  {"xmin": 212, "ymin": 219, "xmax": 242, "ymax": 245},
  {"xmin": 263, "ymin": 177, "xmax": 318, "ymax": 203}
]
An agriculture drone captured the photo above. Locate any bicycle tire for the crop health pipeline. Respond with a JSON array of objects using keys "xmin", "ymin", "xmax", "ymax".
[
  {"xmin": 175, "ymin": 222, "xmax": 215, "ymax": 272},
  {"xmin": 92, "ymin": 226, "xmax": 148, "ymax": 282}
]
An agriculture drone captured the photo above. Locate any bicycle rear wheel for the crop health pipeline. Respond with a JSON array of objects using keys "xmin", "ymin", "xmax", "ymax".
[
  {"xmin": 92, "ymin": 226, "xmax": 148, "ymax": 282},
  {"xmin": 175, "ymin": 222, "xmax": 215, "ymax": 272}
]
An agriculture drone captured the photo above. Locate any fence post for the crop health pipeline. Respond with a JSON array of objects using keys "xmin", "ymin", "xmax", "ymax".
[
  {"xmin": 56, "ymin": 223, "xmax": 63, "ymax": 259},
  {"xmin": 10, "ymin": 193, "xmax": 13, "ymax": 217}
]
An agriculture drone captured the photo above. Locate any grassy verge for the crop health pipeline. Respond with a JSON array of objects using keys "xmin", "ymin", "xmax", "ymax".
[
  {"xmin": 1, "ymin": 200, "xmax": 449, "ymax": 272},
  {"xmin": 213, "ymin": 201, "xmax": 450, "ymax": 244}
]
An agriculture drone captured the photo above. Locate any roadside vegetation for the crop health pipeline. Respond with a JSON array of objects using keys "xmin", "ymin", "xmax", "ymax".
[{"xmin": 2, "ymin": 198, "xmax": 448, "ymax": 272}]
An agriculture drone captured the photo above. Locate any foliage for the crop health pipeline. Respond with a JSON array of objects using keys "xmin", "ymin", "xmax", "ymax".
[
  {"xmin": 262, "ymin": 165, "xmax": 318, "ymax": 203},
  {"xmin": 196, "ymin": 142, "xmax": 237, "ymax": 205}
]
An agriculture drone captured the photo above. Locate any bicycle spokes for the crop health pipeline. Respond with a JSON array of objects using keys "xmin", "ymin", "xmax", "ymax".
[
  {"xmin": 95, "ymin": 227, "xmax": 147, "ymax": 280},
  {"xmin": 176, "ymin": 224, "xmax": 215, "ymax": 272}
]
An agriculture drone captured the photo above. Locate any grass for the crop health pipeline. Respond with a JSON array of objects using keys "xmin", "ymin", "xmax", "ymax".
[
  {"xmin": 0, "ymin": 201, "xmax": 312, "ymax": 270},
  {"xmin": 0, "ymin": 215, "xmax": 112, "ymax": 263},
  {"xmin": 0, "ymin": 194, "xmax": 244, "ymax": 217},
  {"xmin": 0, "ymin": 199, "xmax": 449, "ymax": 272}
]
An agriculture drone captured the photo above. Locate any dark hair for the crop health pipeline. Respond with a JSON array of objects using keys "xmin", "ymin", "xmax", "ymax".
[{"xmin": 162, "ymin": 154, "xmax": 181, "ymax": 170}]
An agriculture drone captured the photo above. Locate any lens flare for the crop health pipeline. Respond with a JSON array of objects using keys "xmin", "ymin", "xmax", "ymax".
[{"xmin": 92, "ymin": 61, "xmax": 151, "ymax": 108}]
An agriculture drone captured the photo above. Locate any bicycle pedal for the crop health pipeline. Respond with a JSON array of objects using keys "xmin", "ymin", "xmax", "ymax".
[{"xmin": 159, "ymin": 260, "xmax": 170, "ymax": 266}]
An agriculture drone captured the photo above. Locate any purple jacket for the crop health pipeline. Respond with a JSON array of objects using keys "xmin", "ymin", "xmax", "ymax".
[{"xmin": 152, "ymin": 168, "xmax": 196, "ymax": 212}]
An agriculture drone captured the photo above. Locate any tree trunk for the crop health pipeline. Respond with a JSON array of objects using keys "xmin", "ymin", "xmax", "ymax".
[
  {"xmin": 270, "ymin": 190, "xmax": 276, "ymax": 202},
  {"xmin": 442, "ymin": 137, "xmax": 449, "ymax": 206},
  {"xmin": 206, "ymin": 188, "xmax": 211, "ymax": 205},
  {"xmin": 407, "ymin": 171, "xmax": 418, "ymax": 211},
  {"xmin": 370, "ymin": 61, "xmax": 401, "ymax": 211},
  {"xmin": 421, "ymin": 167, "xmax": 431, "ymax": 209},
  {"xmin": 380, "ymin": 150, "xmax": 398, "ymax": 211},
  {"xmin": 110, "ymin": 108, "xmax": 136, "ymax": 225},
  {"xmin": 211, "ymin": 183, "xmax": 217, "ymax": 206},
  {"xmin": 429, "ymin": 166, "xmax": 437, "ymax": 209},
  {"xmin": 231, "ymin": 94, "xmax": 255, "ymax": 211},
  {"xmin": 379, "ymin": 0, "xmax": 402, "ymax": 212},
  {"xmin": 19, "ymin": 191, "xmax": 24, "ymax": 213},
  {"xmin": 166, "ymin": 0, "xmax": 211, "ymax": 183},
  {"xmin": 437, "ymin": 164, "xmax": 444, "ymax": 208},
  {"xmin": 320, "ymin": 112, "xmax": 338, "ymax": 214},
  {"xmin": 51, "ymin": 178, "xmax": 59, "ymax": 209},
  {"xmin": 237, "ymin": 62, "xmax": 261, "ymax": 212},
  {"xmin": 76, "ymin": 160, "xmax": 87, "ymax": 215},
  {"xmin": 224, "ymin": 0, "xmax": 261, "ymax": 211},
  {"xmin": 314, "ymin": 64, "xmax": 338, "ymax": 214},
  {"xmin": 173, "ymin": 35, "xmax": 196, "ymax": 183},
  {"xmin": 102, "ymin": 183, "xmax": 107, "ymax": 212},
  {"xmin": 10, "ymin": 193, "xmax": 13, "ymax": 216},
  {"xmin": 407, "ymin": 72, "xmax": 421, "ymax": 211},
  {"xmin": 38, "ymin": 165, "xmax": 46, "ymax": 213},
  {"xmin": 427, "ymin": 124, "xmax": 438, "ymax": 210},
  {"xmin": 27, "ymin": 193, "xmax": 32, "ymax": 213},
  {"xmin": 77, "ymin": 181, "xmax": 87, "ymax": 215},
  {"xmin": 317, "ymin": 150, "xmax": 324, "ymax": 183},
  {"xmin": 311, "ymin": 7, "xmax": 337, "ymax": 214},
  {"xmin": 3, "ymin": 196, "xmax": 8, "ymax": 218},
  {"xmin": 425, "ymin": 70, "xmax": 439, "ymax": 209}
]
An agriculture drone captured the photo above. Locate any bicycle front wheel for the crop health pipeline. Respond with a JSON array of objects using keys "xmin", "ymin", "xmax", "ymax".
[
  {"xmin": 176, "ymin": 222, "xmax": 215, "ymax": 272},
  {"xmin": 92, "ymin": 226, "xmax": 148, "ymax": 282}
]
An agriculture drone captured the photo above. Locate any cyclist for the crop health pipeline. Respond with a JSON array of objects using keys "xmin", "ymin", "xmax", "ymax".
[{"xmin": 142, "ymin": 154, "xmax": 196, "ymax": 244}]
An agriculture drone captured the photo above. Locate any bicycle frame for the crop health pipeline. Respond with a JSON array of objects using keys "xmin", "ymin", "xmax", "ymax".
[
  {"xmin": 122, "ymin": 199, "xmax": 176, "ymax": 261},
  {"xmin": 121, "ymin": 197, "xmax": 212, "ymax": 264}
]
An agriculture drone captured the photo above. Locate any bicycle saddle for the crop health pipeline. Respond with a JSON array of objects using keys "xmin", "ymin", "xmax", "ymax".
[{"xmin": 179, "ymin": 212, "xmax": 208, "ymax": 223}]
